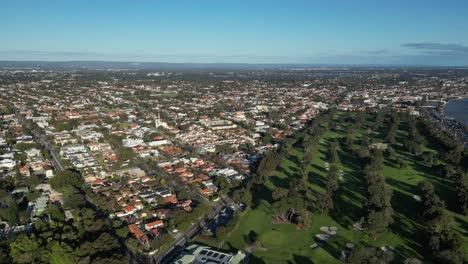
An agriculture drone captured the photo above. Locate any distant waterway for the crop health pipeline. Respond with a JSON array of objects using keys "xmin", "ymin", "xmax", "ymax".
[{"xmin": 444, "ymin": 98, "xmax": 468, "ymax": 126}]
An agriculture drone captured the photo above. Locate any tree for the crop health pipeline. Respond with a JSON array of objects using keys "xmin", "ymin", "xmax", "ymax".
[
  {"xmin": 357, "ymin": 147, "xmax": 370, "ymax": 159},
  {"xmin": 8, "ymin": 201, "xmax": 19, "ymax": 225},
  {"xmin": 64, "ymin": 193, "xmax": 86, "ymax": 209},
  {"xmin": 246, "ymin": 230, "xmax": 258, "ymax": 244},
  {"xmin": 50, "ymin": 169, "xmax": 84, "ymax": 193},
  {"xmin": 214, "ymin": 176, "xmax": 230, "ymax": 195},
  {"xmin": 385, "ymin": 126, "xmax": 397, "ymax": 145},
  {"xmin": 116, "ymin": 146, "xmax": 135, "ymax": 161},
  {"xmin": 252, "ymin": 171, "xmax": 267, "ymax": 185},
  {"xmin": 15, "ymin": 143, "xmax": 36, "ymax": 152},
  {"xmin": 272, "ymin": 197, "xmax": 304, "ymax": 223},
  {"xmin": 256, "ymin": 151, "xmax": 284, "ymax": 177},
  {"xmin": 316, "ymin": 191, "xmax": 334, "ymax": 214},
  {"xmin": 232, "ymin": 187, "xmax": 252, "ymax": 207},
  {"xmin": 272, "ymin": 187, "xmax": 289, "ymax": 201},
  {"xmin": 288, "ymin": 177, "xmax": 309, "ymax": 198},
  {"xmin": 420, "ymin": 151, "xmax": 436, "ymax": 166},
  {"xmin": 302, "ymin": 148, "xmax": 314, "ymax": 166},
  {"xmin": 347, "ymin": 246, "xmax": 394, "ymax": 264},
  {"xmin": 329, "ymin": 140, "xmax": 341, "ymax": 165},
  {"xmin": 116, "ymin": 226, "xmax": 129, "ymax": 239},
  {"xmin": 9, "ymin": 234, "xmax": 41, "ymax": 264},
  {"xmin": 77, "ymin": 232, "xmax": 120, "ymax": 258},
  {"xmin": 46, "ymin": 204, "xmax": 65, "ymax": 221},
  {"xmin": 345, "ymin": 134, "xmax": 354, "ymax": 149},
  {"xmin": 417, "ymin": 181, "xmax": 447, "ymax": 224},
  {"xmin": 386, "ymin": 146, "xmax": 396, "ymax": 160},
  {"xmin": 326, "ymin": 164, "xmax": 339, "ymax": 192},
  {"xmin": 429, "ymin": 229, "xmax": 464, "ymax": 264},
  {"xmin": 396, "ymin": 158, "xmax": 408, "ymax": 169},
  {"xmin": 48, "ymin": 242, "xmax": 77, "ymax": 264},
  {"xmin": 374, "ymin": 111, "xmax": 385, "ymax": 130},
  {"xmin": 28, "ymin": 174, "xmax": 40, "ymax": 188},
  {"xmin": 367, "ymin": 210, "xmax": 392, "ymax": 238}
]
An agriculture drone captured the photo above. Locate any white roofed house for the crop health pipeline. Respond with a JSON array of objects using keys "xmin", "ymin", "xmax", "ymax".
[
  {"xmin": 16, "ymin": 135, "xmax": 34, "ymax": 144},
  {"xmin": 0, "ymin": 158, "xmax": 16, "ymax": 169},
  {"xmin": 147, "ymin": 139, "xmax": 171, "ymax": 147},
  {"xmin": 74, "ymin": 129, "xmax": 104, "ymax": 142},
  {"xmin": 87, "ymin": 142, "xmax": 112, "ymax": 152},
  {"xmin": 122, "ymin": 138, "xmax": 145, "ymax": 148},
  {"xmin": 25, "ymin": 148, "xmax": 42, "ymax": 159},
  {"xmin": 216, "ymin": 168, "xmax": 245, "ymax": 181},
  {"xmin": 0, "ymin": 137, "xmax": 7, "ymax": 147},
  {"xmin": 60, "ymin": 144, "xmax": 87, "ymax": 157}
]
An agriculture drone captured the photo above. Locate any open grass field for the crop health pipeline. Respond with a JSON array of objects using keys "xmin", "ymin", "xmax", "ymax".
[{"xmin": 222, "ymin": 111, "xmax": 467, "ymax": 263}]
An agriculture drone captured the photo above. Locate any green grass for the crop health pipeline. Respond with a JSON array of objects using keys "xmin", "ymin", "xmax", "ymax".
[{"xmin": 223, "ymin": 112, "xmax": 467, "ymax": 263}]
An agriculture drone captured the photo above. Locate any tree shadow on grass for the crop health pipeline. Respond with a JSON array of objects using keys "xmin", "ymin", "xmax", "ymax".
[
  {"xmin": 385, "ymin": 178, "xmax": 418, "ymax": 196},
  {"xmin": 288, "ymin": 153, "xmax": 302, "ymax": 165},
  {"xmin": 340, "ymin": 154, "xmax": 364, "ymax": 172},
  {"xmin": 384, "ymin": 160, "xmax": 397, "ymax": 168},
  {"xmin": 249, "ymin": 255, "xmax": 266, "ymax": 264},
  {"xmin": 292, "ymin": 255, "xmax": 315, "ymax": 264},
  {"xmin": 453, "ymin": 215, "xmax": 468, "ymax": 238},
  {"xmin": 308, "ymin": 170, "xmax": 326, "ymax": 190},
  {"xmin": 270, "ymin": 175, "xmax": 290, "ymax": 189},
  {"xmin": 225, "ymin": 242, "xmax": 236, "ymax": 253},
  {"xmin": 311, "ymin": 164, "xmax": 327, "ymax": 174},
  {"xmin": 387, "ymin": 188, "xmax": 427, "ymax": 258},
  {"xmin": 251, "ymin": 184, "xmax": 273, "ymax": 210},
  {"xmin": 331, "ymin": 190, "xmax": 365, "ymax": 227},
  {"xmin": 409, "ymin": 161, "xmax": 458, "ymax": 213},
  {"xmin": 318, "ymin": 149, "xmax": 328, "ymax": 160},
  {"xmin": 317, "ymin": 236, "xmax": 343, "ymax": 261}
]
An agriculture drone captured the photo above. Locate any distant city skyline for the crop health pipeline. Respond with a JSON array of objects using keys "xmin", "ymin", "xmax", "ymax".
[{"xmin": 1, "ymin": 0, "xmax": 468, "ymax": 65}]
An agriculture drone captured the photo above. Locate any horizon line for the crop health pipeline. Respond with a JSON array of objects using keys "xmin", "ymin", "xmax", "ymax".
[{"xmin": 1, "ymin": 60, "xmax": 467, "ymax": 68}]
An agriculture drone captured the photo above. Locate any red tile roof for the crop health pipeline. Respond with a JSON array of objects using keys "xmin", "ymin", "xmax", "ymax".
[{"xmin": 164, "ymin": 194, "xmax": 178, "ymax": 204}]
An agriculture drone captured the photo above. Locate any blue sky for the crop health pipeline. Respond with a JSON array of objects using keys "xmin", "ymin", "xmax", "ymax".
[{"xmin": 1, "ymin": 0, "xmax": 468, "ymax": 65}]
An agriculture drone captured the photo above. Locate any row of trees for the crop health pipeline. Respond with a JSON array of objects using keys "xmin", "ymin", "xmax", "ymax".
[
  {"xmin": 417, "ymin": 181, "xmax": 464, "ymax": 263},
  {"xmin": 364, "ymin": 150, "xmax": 394, "ymax": 239},
  {"xmin": 418, "ymin": 118, "xmax": 464, "ymax": 165},
  {"xmin": 385, "ymin": 112, "xmax": 400, "ymax": 145},
  {"xmin": 455, "ymin": 172, "xmax": 468, "ymax": 215},
  {"xmin": 402, "ymin": 117, "xmax": 425, "ymax": 155},
  {"xmin": 413, "ymin": 116, "xmax": 467, "ymax": 215},
  {"xmin": 317, "ymin": 140, "xmax": 341, "ymax": 214}
]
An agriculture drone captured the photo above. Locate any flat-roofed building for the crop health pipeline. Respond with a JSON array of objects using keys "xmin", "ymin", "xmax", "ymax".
[{"xmin": 173, "ymin": 244, "xmax": 246, "ymax": 264}]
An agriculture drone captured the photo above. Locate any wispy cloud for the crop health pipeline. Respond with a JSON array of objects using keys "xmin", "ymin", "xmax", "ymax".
[
  {"xmin": 0, "ymin": 50, "xmax": 96, "ymax": 58},
  {"xmin": 360, "ymin": 49, "xmax": 391, "ymax": 55},
  {"xmin": 402, "ymin": 42, "xmax": 468, "ymax": 54}
]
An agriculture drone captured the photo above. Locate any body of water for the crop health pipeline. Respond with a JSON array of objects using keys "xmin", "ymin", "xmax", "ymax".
[{"xmin": 444, "ymin": 98, "xmax": 468, "ymax": 126}]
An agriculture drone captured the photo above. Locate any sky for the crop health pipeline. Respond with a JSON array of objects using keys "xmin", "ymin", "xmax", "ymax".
[{"xmin": 1, "ymin": 0, "xmax": 468, "ymax": 65}]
